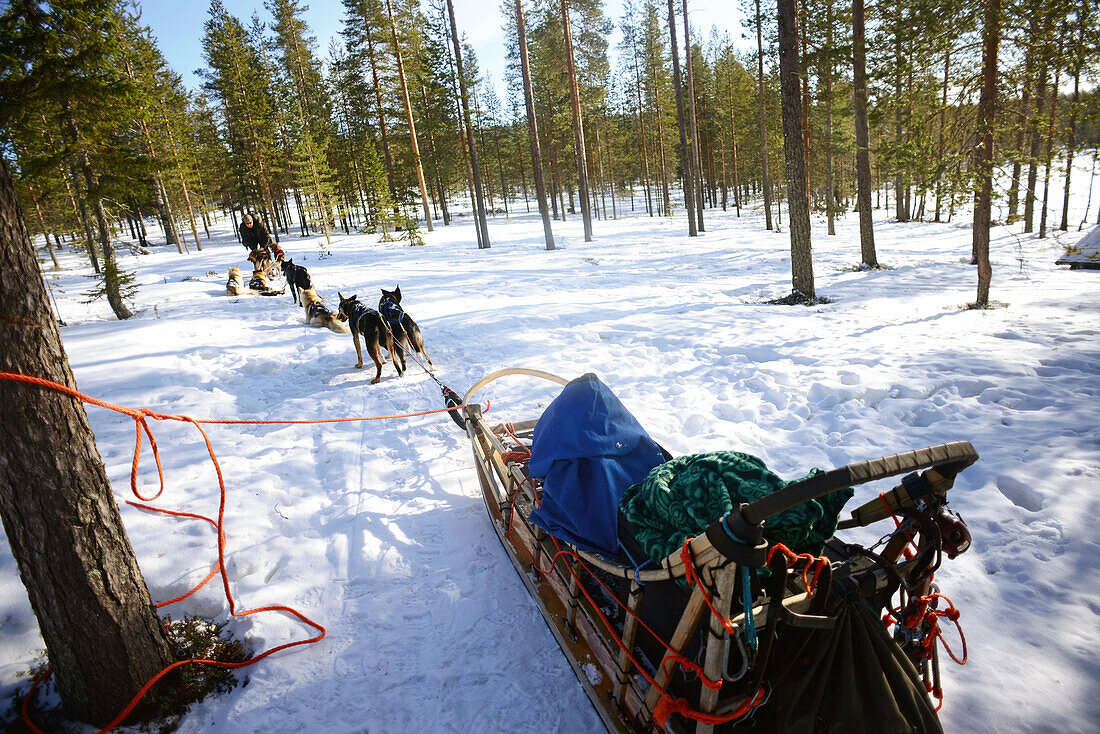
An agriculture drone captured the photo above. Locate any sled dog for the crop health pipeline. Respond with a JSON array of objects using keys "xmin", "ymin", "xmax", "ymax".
[
  {"xmin": 226, "ymin": 265, "xmax": 248, "ymax": 296},
  {"xmin": 378, "ymin": 285, "xmax": 434, "ymax": 374},
  {"xmin": 337, "ymin": 293, "xmax": 403, "ymax": 384},
  {"xmin": 281, "ymin": 258, "xmax": 312, "ymax": 305},
  {"xmin": 301, "ymin": 288, "xmax": 350, "ymax": 334}
]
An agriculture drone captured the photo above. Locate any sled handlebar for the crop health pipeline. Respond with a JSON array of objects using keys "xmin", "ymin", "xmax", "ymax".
[{"xmin": 741, "ymin": 441, "xmax": 979, "ymax": 527}]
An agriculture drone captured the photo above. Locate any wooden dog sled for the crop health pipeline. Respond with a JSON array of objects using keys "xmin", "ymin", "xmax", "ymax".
[{"xmin": 459, "ymin": 369, "xmax": 978, "ymax": 733}]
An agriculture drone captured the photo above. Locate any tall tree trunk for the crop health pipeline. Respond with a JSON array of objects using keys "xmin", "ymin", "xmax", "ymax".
[
  {"xmin": 65, "ymin": 164, "xmax": 100, "ymax": 272},
  {"xmin": 385, "ymin": 0, "xmax": 434, "ymax": 232},
  {"xmin": 777, "ymin": 0, "xmax": 814, "ymax": 298},
  {"xmin": 652, "ymin": 66, "xmax": 672, "ymax": 217},
  {"xmin": 853, "ymin": 0, "xmax": 877, "ymax": 267},
  {"xmin": 159, "ymin": 110, "xmax": 203, "ymax": 251},
  {"xmin": 1061, "ymin": 7, "xmax": 1085, "ymax": 232},
  {"xmin": 668, "ymin": 0, "xmax": 697, "ymax": 236},
  {"xmin": 1006, "ymin": 39, "xmax": 1033, "ymax": 224},
  {"xmin": 0, "ymin": 157, "xmax": 174, "ymax": 725},
  {"xmin": 755, "ymin": 0, "xmax": 774, "ymax": 230},
  {"xmin": 893, "ymin": 0, "xmax": 908, "ymax": 222},
  {"xmin": 27, "ymin": 184, "xmax": 60, "ymax": 268},
  {"xmin": 630, "ymin": 37, "xmax": 654, "ymax": 217},
  {"xmin": 446, "ymin": 0, "xmax": 490, "ymax": 248},
  {"xmin": 973, "ymin": 0, "xmax": 1001, "ymax": 306},
  {"xmin": 1023, "ymin": 10, "xmax": 1052, "ymax": 234},
  {"xmin": 1038, "ymin": 61, "xmax": 1060, "ymax": 239},
  {"xmin": 561, "ymin": 0, "xmax": 593, "ymax": 241},
  {"xmin": 683, "ymin": 0, "xmax": 705, "ymax": 231},
  {"xmin": 63, "ymin": 109, "xmax": 132, "ymax": 320},
  {"xmin": 799, "ymin": 0, "xmax": 812, "ymax": 201},
  {"xmin": 728, "ymin": 67, "xmax": 742, "ymax": 216},
  {"xmin": 364, "ymin": 22, "xmax": 399, "ymax": 206},
  {"xmin": 825, "ymin": 0, "xmax": 835, "ymax": 236},
  {"xmin": 1079, "ymin": 131, "xmax": 1099, "ymax": 229},
  {"xmin": 495, "ymin": 134, "xmax": 509, "ymax": 216},
  {"xmin": 934, "ymin": 47, "xmax": 951, "ymax": 222}
]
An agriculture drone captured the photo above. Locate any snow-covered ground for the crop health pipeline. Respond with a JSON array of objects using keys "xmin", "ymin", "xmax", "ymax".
[{"xmin": 2, "ymin": 164, "xmax": 1099, "ymax": 733}]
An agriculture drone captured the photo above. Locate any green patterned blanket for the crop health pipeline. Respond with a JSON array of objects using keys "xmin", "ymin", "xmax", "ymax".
[{"xmin": 619, "ymin": 451, "xmax": 853, "ymax": 564}]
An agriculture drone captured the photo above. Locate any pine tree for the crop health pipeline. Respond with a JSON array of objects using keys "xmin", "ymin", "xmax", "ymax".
[
  {"xmin": 268, "ymin": 0, "xmax": 338, "ymax": 244},
  {"xmin": 508, "ymin": 0, "xmax": 556, "ymax": 248},
  {"xmin": 1, "ymin": 148, "xmax": 175, "ymax": 726},
  {"xmin": 973, "ymin": 0, "xmax": 1001, "ymax": 307},
  {"xmin": 0, "ymin": 0, "xmax": 152, "ymax": 319},
  {"xmin": 852, "ymin": 0, "xmax": 876, "ymax": 265},
  {"xmin": 778, "ymin": 0, "xmax": 815, "ymax": 300}
]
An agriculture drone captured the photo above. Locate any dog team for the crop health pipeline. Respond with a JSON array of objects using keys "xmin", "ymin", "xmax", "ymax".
[{"xmin": 226, "ymin": 212, "xmax": 433, "ymax": 384}]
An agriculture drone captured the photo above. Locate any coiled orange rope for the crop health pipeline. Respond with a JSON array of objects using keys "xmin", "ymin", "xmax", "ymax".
[{"xmin": 1, "ymin": 371, "xmax": 473, "ymax": 733}]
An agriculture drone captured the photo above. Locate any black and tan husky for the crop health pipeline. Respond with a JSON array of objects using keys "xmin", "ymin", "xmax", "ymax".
[
  {"xmin": 337, "ymin": 293, "xmax": 403, "ymax": 384},
  {"xmin": 378, "ymin": 285, "xmax": 434, "ymax": 374},
  {"xmin": 281, "ymin": 258, "xmax": 312, "ymax": 305}
]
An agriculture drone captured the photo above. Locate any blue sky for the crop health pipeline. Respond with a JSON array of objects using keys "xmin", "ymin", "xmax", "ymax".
[{"xmin": 139, "ymin": 0, "xmax": 751, "ymax": 99}]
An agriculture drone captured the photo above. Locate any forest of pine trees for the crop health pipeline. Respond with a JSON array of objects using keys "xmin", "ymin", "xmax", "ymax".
[{"xmin": 2, "ymin": 0, "xmax": 1099, "ymax": 313}]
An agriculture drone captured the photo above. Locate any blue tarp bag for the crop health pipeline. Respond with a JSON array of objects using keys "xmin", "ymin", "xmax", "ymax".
[{"xmin": 528, "ymin": 374, "xmax": 666, "ymax": 557}]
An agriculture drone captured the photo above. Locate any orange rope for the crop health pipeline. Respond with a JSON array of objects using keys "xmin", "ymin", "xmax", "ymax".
[
  {"xmin": 491, "ymin": 438, "xmax": 763, "ymax": 725},
  {"xmin": 1, "ymin": 370, "xmax": 474, "ymax": 733},
  {"xmin": 506, "ymin": 510, "xmax": 764, "ymax": 728},
  {"xmin": 765, "ymin": 542, "xmax": 830, "ymax": 594}
]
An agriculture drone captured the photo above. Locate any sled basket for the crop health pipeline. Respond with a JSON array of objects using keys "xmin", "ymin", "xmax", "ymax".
[{"xmin": 459, "ymin": 369, "xmax": 978, "ymax": 733}]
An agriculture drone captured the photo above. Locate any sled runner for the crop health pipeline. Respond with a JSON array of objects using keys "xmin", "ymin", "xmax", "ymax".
[{"xmin": 459, "ymin": 369, "xmax": 978, "ymax": 733}]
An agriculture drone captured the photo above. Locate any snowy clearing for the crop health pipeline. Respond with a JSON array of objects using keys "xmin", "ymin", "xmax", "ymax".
[{"xmin": 2, "ymin": 174, "xmax": 1099, "ymax": 733}]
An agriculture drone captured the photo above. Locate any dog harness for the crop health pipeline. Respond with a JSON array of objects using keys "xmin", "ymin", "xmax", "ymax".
[
  {"xmin": 346, "ymin": 301, "xmax": 379, "ymax": 330},
  {"xmin": 308, "ymin": 300, "xmax": 334, "ymax": 320},
  {"xmin": 249, "ymin": 274, "xmax": 266, "ymax": 290},
  {"xmin": 380, "ymin": 297, "xmax": 404, "ymax": 326},
  {"xmin": 227, "ymin": 274, "xmax": 243, "ymax": 289}
]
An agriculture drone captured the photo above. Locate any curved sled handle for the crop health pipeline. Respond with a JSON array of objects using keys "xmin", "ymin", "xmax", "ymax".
[
  {"xmin": 463, "ymin": 367, "xmax": 569, "ymax": 406},
  {"xmin": 742, "ymin": 441, "xmax": 979, "ymax": 526}
]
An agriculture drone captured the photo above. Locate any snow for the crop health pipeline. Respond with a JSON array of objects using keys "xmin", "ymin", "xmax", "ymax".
[{"xmin": 2, "ymin": 162, "xmax": 1099, "ymax": 733}]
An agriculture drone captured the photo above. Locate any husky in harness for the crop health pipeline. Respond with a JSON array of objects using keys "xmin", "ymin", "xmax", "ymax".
[
  {"xmin": 378, "ymin": 285, "xmax": 434, "ymax": 374},
  {"xmin": 336, "ymin": 293, "xmax": 403, "ymax": 384},
  {"xmin": 300, "ymin": 287, "xmax": 349, "ymax": 333}
]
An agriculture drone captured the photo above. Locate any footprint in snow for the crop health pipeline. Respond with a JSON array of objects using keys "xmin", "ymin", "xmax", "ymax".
[{"xmin": 996, "ymin": 475, "xmax": 1044, "ymax": 513}]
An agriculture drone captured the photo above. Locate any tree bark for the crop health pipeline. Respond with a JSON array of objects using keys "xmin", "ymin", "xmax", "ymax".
[
  {"xmin": 1006, "ymin": 37, "xmax": 1033, "ymax": 225},
  {"xmin": 825, "ymin": 0, "xmax": 835, "ymax": 236},
  {"xmin": 364, "ymin": 21, "xmax": 399, "ymax": 207},
  {"xmin": 1037, "ymin": 61, "xmax": 1059, "ymax": 239},
  {"xmin": 1023, "ymin": 9, "xmax": 1052, "ymax": 234},
  {"xmin": 386, "ymin": 0, "xmax": 434, "ymax": 233},
  {"xmin": 561, "ymin": 0, "xmax": 593, "ymax": 242},
  {"xmin": 853, "ymin": 0, "xmax": 877, "ymax": 266},
  {"xmin": 667, "ymin": 0, "xmax": 696, "ymax": 236},
  {"xmin": 63, "ymin": 110, "xmax": 132, "ymax": 320},
  {"xmin": 446, "ymin": 0, "xmax": 490, "ymax": 248},
  {"xmin": 973, "ymin": 0, "xmax": 1001, "ymax": 306},
  {"xmin": 777, "ymin": 0, "xmax": 814, "ymax": 298},
  {"xmin": 1060, "ymin": 8, "xmax": 1084, "ymax": 232},
  {"xmin": 728, "ymin": 66, "xmax": 741, "ymax": 216},
  {"xmin": 754, "ymin": 0, "xmax": 773, "ymax": 230},
  {"xmin": 514, "ymin": 0, "xmax": 554, "ymax": 249},
  {"xmin": 683, "ymin": 0, "xmax": 704, "ymax": 232},
  {"xmin": 0, "ymin": 157, "xmax": 174, "ymax": 725}
]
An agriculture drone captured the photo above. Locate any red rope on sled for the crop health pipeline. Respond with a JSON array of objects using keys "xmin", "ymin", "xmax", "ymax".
[
  {"xmin": 0, "ymin": 371, "xmax": 473, "ymax": 733},
  {"xmin": 765, "ymin": 542, "xmax": 830, "ymax": 594},
  {"xmin": 505, "ymin": 512, "xmax": 766, "ymax": 728},
  {"xmin": 680, "ymin": 540, "xmax": 740, "ymax": 637}
]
